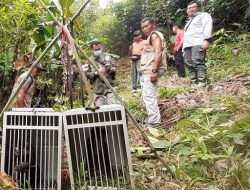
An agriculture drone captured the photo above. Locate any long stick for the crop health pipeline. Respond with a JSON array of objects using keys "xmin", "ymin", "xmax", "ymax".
[
  {"xmin": 63, "ymin": 27, "xmax": 93, "ymax": 102},
  {"xmin": 0, "ymin": 33, "xmax": 61, "ymax": 119},
  {"xmin": 38, "ymin": 0, "xmax": 175, "ymax": 177},
  {"xmin": 70, "ymin": 0, "xmax": 91, "ymax": 22}
]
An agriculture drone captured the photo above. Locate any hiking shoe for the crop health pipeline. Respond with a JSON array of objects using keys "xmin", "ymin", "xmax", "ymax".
[
  {"xmin": 197, "ymin": 82, "xmax": 206, "ymax": 88},
  {"xmin": 191, "ymin": 83, "xmax": 197, "ymax": 89},
  {"xmin": 143, "ymin": 122, "xmax": 160, "ymax": 128},
  {"xmin": 132, "ymin": 89, "xmax": 137, "ymax": 93}
]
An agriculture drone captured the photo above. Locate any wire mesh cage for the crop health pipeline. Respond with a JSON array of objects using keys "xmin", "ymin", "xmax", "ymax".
[
  {"xmin": 63, "ymin": 105, "xmax": 134, "ymax": 190},
  {"xmin": 1, "ymin": 108, "xmax": 62, "ymax": 190}
]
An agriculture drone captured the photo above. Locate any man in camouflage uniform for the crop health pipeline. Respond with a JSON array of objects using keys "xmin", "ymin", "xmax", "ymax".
[
  {"xmin": 84, "ymin": 40, "xmax": 117, "ymax": 107},
  {"xmin": 9, "ymin": 63, "xmax": 46, "ymax": 109}
]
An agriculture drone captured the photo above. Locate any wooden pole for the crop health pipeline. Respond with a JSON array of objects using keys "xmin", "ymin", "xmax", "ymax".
[{"xmin": 63, "ymin": 27, "xmax": 94, "ymax": 103}]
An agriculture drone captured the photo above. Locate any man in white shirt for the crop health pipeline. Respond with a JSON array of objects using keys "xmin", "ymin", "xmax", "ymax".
[{"xmin": 183, "ymin": 1, "xmax": 213, "ymax": 87}]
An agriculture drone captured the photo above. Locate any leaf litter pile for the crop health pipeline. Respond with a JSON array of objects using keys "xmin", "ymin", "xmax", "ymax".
[{"xmin": 128, "ymin": 73, "xmax": 250, "ymax": 189}]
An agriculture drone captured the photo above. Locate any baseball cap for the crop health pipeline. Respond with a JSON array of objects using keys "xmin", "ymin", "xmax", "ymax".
[{"xmin": 133, "ymin": 30, "xmax": 142, "ymax": 36}]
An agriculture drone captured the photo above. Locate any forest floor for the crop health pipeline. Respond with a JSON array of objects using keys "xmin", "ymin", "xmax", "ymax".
[{"xmin": 116, "ymin": 41, "xmax": 250, "ymax": 189}]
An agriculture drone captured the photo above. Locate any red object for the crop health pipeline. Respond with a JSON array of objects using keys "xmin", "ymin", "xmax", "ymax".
[
  {"xmin": 60, "ymin": 27, "xmax": 68, "ymax": 48},
  {"xmin": 173, "ymin": 30, "xmax": 184, "ymax": 54}
]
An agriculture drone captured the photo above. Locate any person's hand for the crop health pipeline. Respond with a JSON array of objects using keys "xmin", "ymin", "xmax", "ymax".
[
  {"xmin": 202, "ymin": 40, "xmax": 210, "ymax": 50},
  {"xmin": 99, "ymin": 67, "xmax": 105, "ymax": 75},
  {"xmin": 150, "ymin": 72, "xmax": 158, "ymax": 83}
]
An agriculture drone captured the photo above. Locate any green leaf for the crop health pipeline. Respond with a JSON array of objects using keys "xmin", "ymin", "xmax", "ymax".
[
  {"xmin": 59, "ymin": 0, "xmax": 74, "ymax": 14},
  {"xmin": 199, "ymin": 153, "xmax": 212, "ymax": 160},
  {"xmin": 179, "ymin": 147, "xmax": 192, "ymax": 156},
  {"xmin": 169, "ymin": 165, "xmax": 176, "ymax": 174},
  {"xmin": 227, "ymin": 146, "xmax": 234, "ymax": 156},
  {"xmin": 130, "ymin": 147, "xmax": 151, "ymax": 153},
  {"xmin": 176, "ymin": 119, "xmax": 194, "ymax": 130},
  {"xmin": 148, "ymin": 136, "xmax": 159, "ymax": 144},
  {"xmin": 234, "ymin": 138, "xmax": 245, "ymax": 145},
  {"xmin": 152, "ymin": 140, "xmax": 171, "ymax": 149},
  {"xmin": 227, "ymin": 133, "xmax": 245, "ymax": 145},
  {"xmin": 203, "ymin": 108, "xmax": 215, "ymax": 114},
  {"xmin": 200, "ymin": 142, "xmax": 208, "ymax": 154},
  {"xmin": 147, "ymin": 127, "xmax": 160, "ymax": 137}
]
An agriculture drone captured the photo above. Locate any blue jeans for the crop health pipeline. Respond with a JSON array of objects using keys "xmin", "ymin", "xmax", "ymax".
[{"xmin": 131, "ymin": 61, "xmax": 141, "ymax": 90}]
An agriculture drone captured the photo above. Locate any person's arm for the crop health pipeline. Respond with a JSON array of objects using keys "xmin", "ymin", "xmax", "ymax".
[
  {"xmin": 85, "ymin": 66, "xmax": 96, "ymax": 80},
  {"xmin": 109, "ymin": 58, "xmax": 117, "ymax": 74},
  {"xmin": 201, "ymin": 13, "xmax": 213, "ymax": 50},
  {"xmin": 16, "ymin": 86, "xmax": 28, "ymax": 107},
  {"xmin": 150, "ymin": 33, "xmax": 163, "ymax": 82},
  {"xmin": 129, "ymin": 45, "xmax": 133, "ymax": 55}
]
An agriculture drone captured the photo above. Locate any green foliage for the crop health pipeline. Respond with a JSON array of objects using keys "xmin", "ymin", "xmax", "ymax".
[
  {"xmin": 206, "ymin": 30, "xmax": 250, "ymax": 81},
  {"xmin": 164, "ymin": 100, "xmax": 250, "ymax": 188},
  {"xmin": 0, "ymin": 0, "xmax": 41, "ymax": 53},
  {"xmin": 207, "ymin": 0, "xmax": 250, "ymax": 29},
  {"xmin": 126, "ymin": 97, "xmax": 147, "ymax": 122},
  {"xmin": 88, "ymin": 11, "xmax": 127, "ymax": 54},
  {"xmin": 113, "ymin": 0, "xmax": 143, "ymax": 34},
  {"xmin": 158, "ymin": 86, "xmax": 191, "ymax": 99},
  {"xmin": 0, "ymin": 52, "xmax": 13, "ymax": 87}
]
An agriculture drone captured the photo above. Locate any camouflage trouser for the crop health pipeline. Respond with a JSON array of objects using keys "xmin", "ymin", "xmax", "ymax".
[
  {"xmin": 184, "ymin": 45, "xmax": 207, "ymax": 84},
  {"xmin": 94, "ymin": 90, "xmax": 117, "ymax": 107}
]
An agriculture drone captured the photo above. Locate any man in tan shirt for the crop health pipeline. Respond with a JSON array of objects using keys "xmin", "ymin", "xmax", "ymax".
[
  {"xmin": 129, "ymin": 30, "xmax": 145, "ymax": 94},
  {"xmin": 140, "ymin": 17, "xmax": 167, "ymax": 127}
]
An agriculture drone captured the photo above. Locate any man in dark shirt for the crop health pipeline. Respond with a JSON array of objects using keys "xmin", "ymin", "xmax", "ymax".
[{"xmin": 84, "ymin": 40, "xmax": 117, "ymax": 106}]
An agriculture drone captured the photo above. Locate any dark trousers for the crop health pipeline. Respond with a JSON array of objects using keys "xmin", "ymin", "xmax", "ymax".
[
  {"xmin": 184, "ymin": 45, "xmax": 207, "ymax": 84},
  {"xmin": 131, "ymin": 61, "xmax": 141, "ymax": 89},
  {"xmin": 174, "ymin": 51, "xmax": 186, "ymax": 77}
]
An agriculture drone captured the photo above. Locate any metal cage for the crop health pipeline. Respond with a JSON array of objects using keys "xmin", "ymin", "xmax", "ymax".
[
  {"xmin": 63, "ymin": 105, "xmax": 134, "ymax": 190},
  {"xmin": 1, "ymin": 108, "xmax": 62, "ymax": 190}
]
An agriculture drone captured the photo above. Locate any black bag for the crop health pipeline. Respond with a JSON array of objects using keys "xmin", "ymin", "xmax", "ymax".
[{"xmin": 131, "ymin": 54, "xmax": 141, "ymax": 62}]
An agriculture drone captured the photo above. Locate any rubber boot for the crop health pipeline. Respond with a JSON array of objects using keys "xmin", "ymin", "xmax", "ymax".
[
  {"xmin": 197, "ymin": 70, "xmax": 207, "ymax": 87},
  {"xmin": 190, "ymin": 71, "xmax": 198, "ymax": 84}
]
